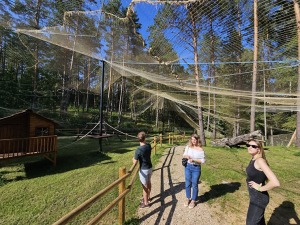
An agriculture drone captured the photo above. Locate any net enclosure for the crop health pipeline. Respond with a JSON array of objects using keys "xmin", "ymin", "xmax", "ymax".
[{"xmin": 1, "ymin": 0, "xmax": 300, "ymax": 138}]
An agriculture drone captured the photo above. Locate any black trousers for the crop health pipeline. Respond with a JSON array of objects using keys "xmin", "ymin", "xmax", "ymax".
[{"xmin": 246, "ymin": 186, "xmax": 269, "ymax": 225}]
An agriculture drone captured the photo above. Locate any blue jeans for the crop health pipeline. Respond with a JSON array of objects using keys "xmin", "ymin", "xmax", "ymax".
[{"xmin": 185, "ymin": 163, "xmax": 201, "ymax": 201}]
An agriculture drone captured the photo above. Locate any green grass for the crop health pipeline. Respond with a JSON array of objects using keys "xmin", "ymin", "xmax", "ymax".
[
  {"xmin": 201, "ymin": 143, "xmax": 300, "ymax": 223},
  {"xmin": 0, "ymin": 136, "xmax": 174, "ymax": 225},
  {"xmin": 0, "ymin": 137, "xmax": 299, "ymax": 225}
]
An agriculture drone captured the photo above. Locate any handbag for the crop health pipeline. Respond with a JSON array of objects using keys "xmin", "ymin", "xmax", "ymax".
[
  {"xmin": 182, "ymin": 146, "xmax": 189, "ymax": 167},
  {"xmin": 182, "ymin": 158, "xmax": 188, "ymax": 167}
]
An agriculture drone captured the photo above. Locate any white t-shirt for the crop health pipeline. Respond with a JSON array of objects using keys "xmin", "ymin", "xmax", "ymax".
[{"xmin": 183, "ymin": 146, "xmax": 205, "ymax": 164}]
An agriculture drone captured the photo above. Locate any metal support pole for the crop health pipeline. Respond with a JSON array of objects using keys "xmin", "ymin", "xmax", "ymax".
[{"xmin": 99, "ymin": 61, "xmax": 105, "ymax": 152}]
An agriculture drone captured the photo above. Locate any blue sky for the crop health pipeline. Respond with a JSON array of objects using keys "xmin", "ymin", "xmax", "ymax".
[{"xmin": 122, "ymin": 0, "xmax": 157, "ymax": 43}]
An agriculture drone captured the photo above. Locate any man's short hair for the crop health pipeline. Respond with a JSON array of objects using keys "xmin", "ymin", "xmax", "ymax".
[{"xmin": 137, "ymin": 131, "xmax": 146, "ymax": 142}]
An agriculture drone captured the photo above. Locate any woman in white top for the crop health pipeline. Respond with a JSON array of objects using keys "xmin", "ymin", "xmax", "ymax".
[{"xmin": 182, "ymin": 134, "xmax": 205, "ymax": 209}]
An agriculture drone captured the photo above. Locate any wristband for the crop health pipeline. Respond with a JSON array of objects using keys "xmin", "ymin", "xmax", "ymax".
[{"xmin": 258, "ymin": 186, "xmax": 261, "ymax": 192}]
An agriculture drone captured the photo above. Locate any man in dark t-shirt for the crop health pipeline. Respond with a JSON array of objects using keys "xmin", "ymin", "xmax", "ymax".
[{"xmin": 132, "ymin": 131, "xmax": 152, "ymax": 208}]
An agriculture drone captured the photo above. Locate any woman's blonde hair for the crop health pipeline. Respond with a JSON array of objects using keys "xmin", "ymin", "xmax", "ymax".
[
  {"xmin": 189, "ymin": 133, "xmax": 202, "ymax": 148},
  {"xmin": 248, "ymin": 139, "xmax": 268, "ymax": 164}
]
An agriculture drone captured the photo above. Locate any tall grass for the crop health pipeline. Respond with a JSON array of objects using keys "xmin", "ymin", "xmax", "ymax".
[{"xmin": 0, "ymin": 136, "xmax": 171, "ymax": 225}]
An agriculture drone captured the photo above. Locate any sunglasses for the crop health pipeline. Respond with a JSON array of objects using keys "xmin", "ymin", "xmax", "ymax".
[{"xmin": 246, "ymin": 144, "xmax": 258, "ymax": 149}]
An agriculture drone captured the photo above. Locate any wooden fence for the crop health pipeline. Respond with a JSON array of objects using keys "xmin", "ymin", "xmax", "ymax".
[{"xmin": 53, "ymin": 132, "xmax": 187, "ymax": 225}]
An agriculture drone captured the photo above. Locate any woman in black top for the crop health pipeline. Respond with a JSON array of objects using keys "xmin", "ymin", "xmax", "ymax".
[{"xmin": 246, "ymin": 139, "xmax": 280, "ymax": 225}]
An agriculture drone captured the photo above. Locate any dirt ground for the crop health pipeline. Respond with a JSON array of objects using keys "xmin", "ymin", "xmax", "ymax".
[{"xmin": 136, "ymin": 146, "xmax": 230, "ymax": 225}]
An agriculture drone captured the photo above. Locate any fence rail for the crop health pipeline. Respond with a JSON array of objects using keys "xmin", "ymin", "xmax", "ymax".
[{"xmin": 53, "ymin": 132, "xmax": 187, "ymax": 225}]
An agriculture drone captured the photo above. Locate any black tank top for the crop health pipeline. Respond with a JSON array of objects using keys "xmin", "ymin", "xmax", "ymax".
[{"xmin": 246, "ymin": 159, "xmax": 267, "ymax": 185}]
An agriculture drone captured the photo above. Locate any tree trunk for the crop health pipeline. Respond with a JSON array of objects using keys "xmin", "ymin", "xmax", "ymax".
[
  {"xmin": 106, "ymin": 33, "xmax": 115, "ymax": 116},
  {"xmin": 189, "ymin": 7, "xmax": 206, "ymax": 146},
  {"xmin": 208, "ymin": 18, "xmax": 217, "ymax": 140},
  {"xmin": 211, "ymin": 130, "xmax": 262, "ymax": 147},
  {"xmin": 250, "ymin": 0, "xmax": 258, "ymax": 132},
  {"xmin": 117, "ymin": 76, "xmax": 125, "ymax": 127},
  {"xmin": 85, "ymin": 58, "xmax": 91, "ymax": 112},
  {"xmin": 293, "ymin": 0, "xmax": 300, "ymax": 147},
  {"xmin": 32, "ymin": 0, "xmax": 42, "ymax": 109},
  {"xmin": 207, "ymin": 82, "xmax": 211, "ymax": 133},
  {"xmin": 156, "ymin": 83, "xmax": 159, "ymax": 128},
  {"xmin": 235, "ymin": 1, "xmax": 242, "ymax": 137}
]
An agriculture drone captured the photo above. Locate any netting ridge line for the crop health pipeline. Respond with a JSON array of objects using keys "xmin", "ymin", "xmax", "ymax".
[
  {"xmin": 63, "ymin": 9, "xmax": 103, "ymax": 17},
  {"xmin": 108, "ymin": 59, "xmax": 298, "ymax": 65},
  {"xmin": 103, "ymin": 121, "xmax": 136, "ymax": 138},
  {"xmin": 139, "ymin": 83, "xmax": 299, "ymax": 104},
  {"xmin": 18, "ymin": 29, "xmax": 95, "ymax": 37},
  {"xmin": 210, "ymin": 64, "xmax": 299, "ymax": 80},
  {"xmin": 59, "ymin": 121, "xmax": 100, "ymax": 150},
  {"xmin": 131, "ymin": 0, "xmax": 197, "ymax": 5}
]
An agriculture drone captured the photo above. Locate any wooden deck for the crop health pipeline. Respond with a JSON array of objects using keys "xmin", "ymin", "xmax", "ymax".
[{"xmin": 0, "ymin": 135, "xmax": 57, "ymax": 166}]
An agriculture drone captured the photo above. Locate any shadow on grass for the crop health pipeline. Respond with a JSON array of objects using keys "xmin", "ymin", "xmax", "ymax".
[
  {"xmin": 110, "ymin": 148, "xmax": 132, "ymax": 154},
  {"xmin": 0, "ymin": 170, "xmax": 26, "ymax": 186},
  {"xmin": 23, "ymin": 151, "xmax": 111, "ymax": 178},
  {"xmin": 267, "ymin": 201, "xmax": 300, "ymax": 225},
  {"xmin": 199, "ymin": 182, "xmax": 241, "ymax": 203},
  {"xmin": 0, "ymin": 137, "xmax": 136, "ymax": 182}
]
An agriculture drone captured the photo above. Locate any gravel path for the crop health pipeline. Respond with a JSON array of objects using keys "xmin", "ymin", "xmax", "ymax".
[{"xmin": 137, "ymin": 146, "xmax": 224, "ymax": 225}]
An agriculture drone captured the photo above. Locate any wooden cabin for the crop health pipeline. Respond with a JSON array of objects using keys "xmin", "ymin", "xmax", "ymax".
[{"xmin": 0, "ymin": 109, "xmax": 58, "ymax": 166}]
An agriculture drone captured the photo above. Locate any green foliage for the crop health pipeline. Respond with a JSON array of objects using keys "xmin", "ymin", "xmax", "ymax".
[
  {"xmin": 281, "ymin": 114, "xmax": 296, "ymax": 130},
  {"xmin": 294, "ymin": 151, "xmax": 300, "ymax": 157}
]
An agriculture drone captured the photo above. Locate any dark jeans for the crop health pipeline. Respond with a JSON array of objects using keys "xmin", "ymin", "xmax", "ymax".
[
  {"xmin": 185, "ymin": 163, "xmax": 201, "ymax": 201},
  {"xmin": 246, "ymin": 186, "xmax": 269, "ymax": 225}
]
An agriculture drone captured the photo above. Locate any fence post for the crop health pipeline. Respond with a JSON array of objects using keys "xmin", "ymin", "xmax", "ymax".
[
  {"xmin": 154, "ymin": 137, "xmax": 157, "ymax": 155},
  {"xmin": 118, "ymin": 167, "xmax": 126, "ymax": 225},
  {"xmin": 160, "ymin": 134, "xmax": 162, "ymax": 147},
  {"xmin": 287, "ymin": 130, "xmax": 296, "ymax": 147},
  {"xmin": 168, "ymin": 133, "xmax": 171, "ymax": 145},
  {"xmin": 270, "ymin": 127, "xmax": 274, "ymax": 146},
  {"xmin": 172, "ymin": 133, "xmax": 174, "ymax": 145}
]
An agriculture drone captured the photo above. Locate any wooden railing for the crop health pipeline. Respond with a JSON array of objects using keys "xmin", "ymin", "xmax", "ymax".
[
  {"xmin": 53, "ymin": 161, "xmax": 139, "ymax": 225},
  {"xmin": 53, "ymin": 133, "xmax": 186, "ymax": 225},
  {"xmin": 0, "ymin": 135, "xmax": 57, "ymax": 165}
]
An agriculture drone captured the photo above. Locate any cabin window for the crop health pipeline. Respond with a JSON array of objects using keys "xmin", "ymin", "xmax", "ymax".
[{"xmin": 35, "ymin": 127, "xmax": 49, "ymax": 136}]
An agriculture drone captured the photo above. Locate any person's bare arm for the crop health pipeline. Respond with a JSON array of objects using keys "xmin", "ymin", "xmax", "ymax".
[
  {"xmin": 248, "ymin": 158, "xmax": 280, "ymax": 191},
  {"xmin": 132, "ymin": 157, "xmax": 138, "ymax": 165}
]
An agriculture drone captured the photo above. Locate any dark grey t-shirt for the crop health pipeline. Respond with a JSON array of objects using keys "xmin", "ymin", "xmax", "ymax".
[{"xmin": 134, "ymin": 143, "xmax": 152, "ymax": 169}]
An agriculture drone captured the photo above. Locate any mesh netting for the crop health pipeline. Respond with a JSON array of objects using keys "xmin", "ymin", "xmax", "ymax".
[{"xmin": 1, "ymin": 0, "xmax": 299, "ymax": 130}]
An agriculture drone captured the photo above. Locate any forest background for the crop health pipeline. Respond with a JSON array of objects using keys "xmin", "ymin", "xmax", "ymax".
[{"xmin": 0, "ymin": 0, "xmax": 299, "ymax": 145}]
